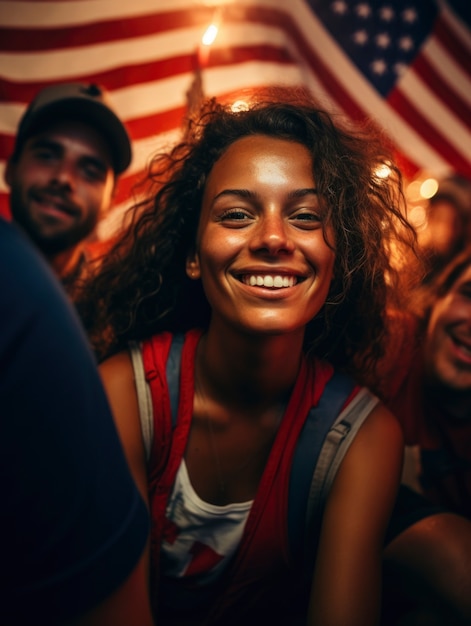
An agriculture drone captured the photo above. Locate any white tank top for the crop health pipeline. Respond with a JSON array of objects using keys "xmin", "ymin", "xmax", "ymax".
[{"xmin": 161, "ymin": 459, "xmax": 252, "ymax": 585}]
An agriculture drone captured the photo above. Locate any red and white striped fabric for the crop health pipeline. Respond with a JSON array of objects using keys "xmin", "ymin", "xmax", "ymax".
[{"xmin": 1, "ymin": 0, "xmax": 470, "ymax": 235}]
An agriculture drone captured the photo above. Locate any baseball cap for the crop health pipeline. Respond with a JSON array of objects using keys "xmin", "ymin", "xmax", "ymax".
[{"xmin": 14, "ymin": 83, "xmax": 132, "ymax": 174}]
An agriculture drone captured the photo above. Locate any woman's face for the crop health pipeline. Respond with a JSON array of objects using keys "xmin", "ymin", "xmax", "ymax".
[
  {"xmin": 425, "ymin": 264, "xmax": 471, "ymax": 391},
  {"xmin": 186, "ymin": 134, "xmax": 336, "ymax": 337}
]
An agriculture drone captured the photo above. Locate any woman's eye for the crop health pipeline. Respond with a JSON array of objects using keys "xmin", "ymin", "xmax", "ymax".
[
  {"xmin": 291, "ymin": 212, "xmax": 322, "ymax": 227},
  {"xmin": 220, "ymin": 209, "xmax": 251, "ymax": 222}
]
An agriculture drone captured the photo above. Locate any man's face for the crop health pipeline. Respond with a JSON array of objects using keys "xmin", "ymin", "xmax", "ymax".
[
  {"xmin": 5, "ymin": 119, "xmax": 115, "ymax": 255},
  {"xmin": 425, "ymin": 265, "xmax": 471, "ymax": 392}
]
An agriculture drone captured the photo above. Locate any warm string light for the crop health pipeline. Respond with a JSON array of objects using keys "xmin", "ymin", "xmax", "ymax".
[
  {"xmin": 405, "ymin": 174, "xmax": 441, "ymax": 231},
  {"xmin": 374, "ymin": 163, "xmax": 392, "ymax": 179}
]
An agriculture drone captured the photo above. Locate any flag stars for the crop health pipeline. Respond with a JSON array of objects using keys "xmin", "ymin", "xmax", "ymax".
[
  {"xmin": 331, "ymin": 1, "xmax": 349, "ymax": 16},
  {"xmin": 355, "ymin": 3, "xmax": 372, "ymax": 18},
  {"xmin": 376, "ymin": 32, "xmax": 391, "ymax": 48},
  {"xmin": 353, "ymin": 29, "xmax": 369, "ymax": 45},
  {"xmin": 398, "ymin": 35, "xmax": 415, "ymax": 52},
  {"xmin": 370, "ymin": 58, "xmax": 388, "ymax": 75},
  {"xmin": 402, "ymin": 7, "xmax": 418, "ymax": 23},
  {"xmin": 317, "ymin": 0, "xmax": 435, "ymax": 96},
  {"xmin": 379, "ymin": 5, "xmax": 395, "ymax": 21}
]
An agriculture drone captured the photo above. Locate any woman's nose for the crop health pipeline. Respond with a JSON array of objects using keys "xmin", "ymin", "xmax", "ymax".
[{"xmin": 249, "ymin": 212, "xmax": 295, "ymax": 255}]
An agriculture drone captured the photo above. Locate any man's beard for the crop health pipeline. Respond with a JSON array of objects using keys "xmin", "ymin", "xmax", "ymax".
[{"xmin": 10, "ymin": 187, "xmax": 98, "ymax": 256}]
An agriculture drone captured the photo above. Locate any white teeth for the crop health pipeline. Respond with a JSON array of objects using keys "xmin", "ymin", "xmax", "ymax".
[{"xmin": 245, "ymin": 275, "xmax": 296, "ymax": 288}]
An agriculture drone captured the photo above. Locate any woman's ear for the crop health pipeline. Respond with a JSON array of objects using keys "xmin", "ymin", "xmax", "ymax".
[{"xmin": 186, "ymin": 251, "xmax": 201, "ymax": 280}]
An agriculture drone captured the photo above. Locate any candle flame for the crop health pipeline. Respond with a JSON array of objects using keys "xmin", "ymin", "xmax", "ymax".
[{"xmin": 202, "ymin": 24, "xmax": 218, "ymax": 46}]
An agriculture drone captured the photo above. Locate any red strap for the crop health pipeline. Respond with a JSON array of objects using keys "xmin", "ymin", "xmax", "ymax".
[
  {"xmin": 141, "ymin": 330, "xmax": 202, "ymax": 609},
  {"xmin": 142, "ymin": 332, "xmax": 173, "ymax": 481}
]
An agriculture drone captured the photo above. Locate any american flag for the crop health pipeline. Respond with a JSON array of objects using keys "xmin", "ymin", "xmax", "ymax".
[{"xmin": 1, "ymin": 0, "xmax": 470, "ymax": 236}]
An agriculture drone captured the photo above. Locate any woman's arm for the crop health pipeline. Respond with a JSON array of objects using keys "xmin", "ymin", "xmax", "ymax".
[
  {"xmin": 307, "ymin": 402, "xmax": 403, "ymax": 626},
  {"xmin": 97, "ymin": 351, "xmax": 154, "ymax": 625},
  {"xmin": 99, "ymin": 351, "xmax": 150, "ymax": 502}
]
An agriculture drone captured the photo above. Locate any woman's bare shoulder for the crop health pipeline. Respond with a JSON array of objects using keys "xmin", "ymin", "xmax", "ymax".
[{"xmin": 98, "ymin": 349, "xmax": 147, "ymax": 496}]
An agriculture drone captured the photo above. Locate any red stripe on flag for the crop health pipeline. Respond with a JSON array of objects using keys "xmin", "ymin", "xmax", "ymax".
[
  {"xmin": 388, "ymin": 87, "xmax": 471, "ymax": 177},
  {"xmin": 0, "ymin": 44, "xmax": 295, "ymax": 108},
  {"xmin": 0, "ymin": 9, "xmax": 214, "ymax": 52},
  {"xmin": 126, "ymin": 107, "xmax": 187, "ymax": 142},
  {"xmin": 0, "ymin": 54, "xmax": 193, "ymax": 105},
  {"xmin": 411, "ymin": 55, "xmax": 471, "ymax": 133},
  {"xmin": 433, "ymin": 13, "xmax": 471, "ymax": 70},
  {"xmin": 0, "ymin": 5, "xmax": 293, "ymax": 52}
]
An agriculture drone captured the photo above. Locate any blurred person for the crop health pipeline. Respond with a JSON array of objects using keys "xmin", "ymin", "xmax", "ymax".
[
  {"xmin": 415, "ymin": 174, "xmax": 471, "ymax": 281},
  {"xmin": 77, "ymin": 96, "xmax": 419, "ymax": 626},
  {"xmin": 0, "ymin": 216, "xmax": 154, "ymax": 626},
  {"xmin": 381, "ymin": 245, "xmax": 471, "ymax": 625},
  {"xmin": 4, "ymin": 82, "xmax": 131, "ymax": 295}
]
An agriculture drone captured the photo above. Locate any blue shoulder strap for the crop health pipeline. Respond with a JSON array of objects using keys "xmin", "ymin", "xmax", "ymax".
[
  {"xmin": 287, "ymin": 372, "xmax": 355, "ymax": 560},
  {"xmin": 166, "ymin": 333, "xmax": 185, "ymax": 426}
]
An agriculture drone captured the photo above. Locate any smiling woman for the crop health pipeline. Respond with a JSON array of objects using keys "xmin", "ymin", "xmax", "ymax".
[
  {"xmin": 76, "ymin": 94, "xmax": 418, "ymax": 626},
  {"xmin": 187, "ymin": 135, "xmax": 336, "ymax": 339}
]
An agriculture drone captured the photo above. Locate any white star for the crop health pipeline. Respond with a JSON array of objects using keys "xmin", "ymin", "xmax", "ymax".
[
  {"xmin": 353, "ymin": 29, "xmax": 369, "ymax": 45},
  {"xmin": 379, "ymin": 5, "xmax": 395, "ymax": 21},
  {"xmin": 376, "ymin": 32, "xmax": 391, "ymax": 48},
  {"xmin": 394, "ymin": 62, "xmax": 408, "ymax": 76},
  {"xmin": 402, "ymin": 7, "xmax": 418, "ymax": 23},
  {"xmin": 332, "ymin": 1, "xmax": 349, "ymax": 15},
  {"xmin": 371, "ymin": 58, "xmax": 388, "ymax": 75},
  {"xmin": 355, "ymin": 3, "xmax": 372, "ymax": 18},
  {"xmin": 398, "ymin": 36, "xmax": 415, "ymax": 52}
]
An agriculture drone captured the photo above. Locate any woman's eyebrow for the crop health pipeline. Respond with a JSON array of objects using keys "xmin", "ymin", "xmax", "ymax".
[
  {"xmin": 212, "ymin": 189, "xmax": 257, "ymax": 201},
  {"xmin": 212, "ymin": 188, "xmax": 318, "ymax": 201},
  {"xmin": 288, "ymin": 188, "xmax": 318, "ymax": 198}
]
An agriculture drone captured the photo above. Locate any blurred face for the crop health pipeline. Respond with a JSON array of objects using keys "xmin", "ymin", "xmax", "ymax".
[
  {"xmin": 6, "ymin": 120, "xmax": 115, "ymax": 255},
  {"xmin": 420, "ymin": 199, "xmax": 462, "ymax": 257},
  {"xmin": 425, "ymin": 265, "xmax": 471, "ymax": 391},
  {"xmin": 186, "ymin": 135, "xmax": 336, "ymax": 337}
]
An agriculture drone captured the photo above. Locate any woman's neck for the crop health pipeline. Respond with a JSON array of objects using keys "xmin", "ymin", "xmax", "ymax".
[{"xmin": 197, "ymin": 322, "xmax": 305, "ymax": 409}]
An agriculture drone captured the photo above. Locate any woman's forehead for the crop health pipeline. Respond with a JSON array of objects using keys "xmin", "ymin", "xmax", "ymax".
[{"xmin": 207, "ymin": 135, "xmax": 313, "ymax": 177}]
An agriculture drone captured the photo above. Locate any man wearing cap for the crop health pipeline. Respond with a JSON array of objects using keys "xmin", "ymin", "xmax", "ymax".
[{"xmin": 4, "ymin": 82, "xmax": 131, "ymax": 293}]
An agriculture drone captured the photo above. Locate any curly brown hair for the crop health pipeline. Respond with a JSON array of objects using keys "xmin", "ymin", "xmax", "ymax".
[{"xmin": 77, "ymin": 94, "xmax": 417, "ymax": 389}]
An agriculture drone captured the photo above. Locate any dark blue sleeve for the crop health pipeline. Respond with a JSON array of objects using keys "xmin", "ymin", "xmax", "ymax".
[{"xmin": 0, "ymin": 219, "xmax": 149, "ymax": 625}]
